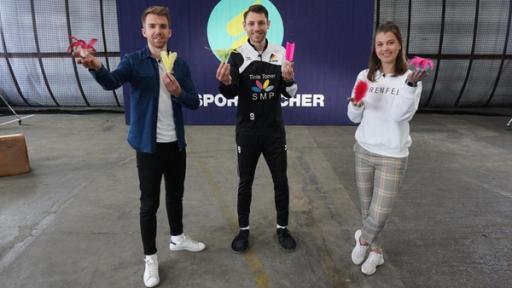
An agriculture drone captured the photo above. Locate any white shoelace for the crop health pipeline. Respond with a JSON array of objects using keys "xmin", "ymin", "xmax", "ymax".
[{"xmin": 145, "ymin": 258, "xmax": 158, "ymax": 275}]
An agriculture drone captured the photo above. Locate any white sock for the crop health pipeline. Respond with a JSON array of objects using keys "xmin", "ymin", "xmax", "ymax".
[
  {"xmin": 276, "ymin": 224, "xmax": 287, "ymax": 229},
  {"xmin": 145, "ymin": 253, "xmax": 157, "ymax": 260},
  {"xmin": 240, "ymin": 226, "xmax": 250, "ymax": 230},
  {"xmin": 171, "ymin": 233, "xmax": 185, "ymax": 243}
]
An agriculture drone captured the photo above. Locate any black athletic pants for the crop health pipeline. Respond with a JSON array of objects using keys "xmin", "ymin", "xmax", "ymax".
[{"xmin": 236, "ymin": 131, "xmax": 289, "ymax": 228}]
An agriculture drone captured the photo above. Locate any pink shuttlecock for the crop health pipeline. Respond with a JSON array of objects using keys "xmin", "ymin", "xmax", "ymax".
[
  {"xmin": 409, "ymin": 56, "xmax": 434, "ymax": 71},
  {"xmin": 353, "ymin": 80, "xmax": 369, "ymax": 103},
  {"xmin": 67, "ymin": 35, "xmax": 97, "ymax": 57},
  {"xmin": 285, "ymin": 42, "xmax": 295, "ymax": 62}
]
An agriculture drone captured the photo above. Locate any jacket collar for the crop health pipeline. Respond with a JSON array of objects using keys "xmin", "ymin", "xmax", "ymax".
[
  {"xmin": 142, "ymin": 45, "xmax": 152, "ymax": 59},
  {"xmin": 141, "ymin": 45, "xmax": 170, "ymax": 59},
  {"xmin": 247, "ymin": 38, "xmax": 268, "ymax": 54}
]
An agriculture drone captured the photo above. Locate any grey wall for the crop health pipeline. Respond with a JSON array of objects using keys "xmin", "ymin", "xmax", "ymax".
[
  {"xmin": 1, "ymin": 0, "xmax": 511, "ymax": 109},
  {"xmin": 0, "ymin": 0, "xmax": 122, "ymax": 107},
  {"xmin": 377, "ymin": 0, "xmax": 512, "ymax": 107}
]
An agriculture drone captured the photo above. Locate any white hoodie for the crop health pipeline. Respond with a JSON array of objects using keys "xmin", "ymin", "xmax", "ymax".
[{"xmin": 347, "ymin": 69, "xmax": 422, "ymax": 158}]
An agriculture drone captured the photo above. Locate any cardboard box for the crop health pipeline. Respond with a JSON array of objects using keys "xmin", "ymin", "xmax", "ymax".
[{"xmin": 0, "ymin": 133, "xmax": 31, "ymax": 177}]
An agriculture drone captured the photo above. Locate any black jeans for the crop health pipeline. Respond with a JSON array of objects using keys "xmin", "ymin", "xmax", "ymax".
[
  {"xmin": 236, "ymin": 131, "xmax": 289, "ymax": 228},
  {"xmin": 136, "ymin": 141, "xmax": 186, "ymax": 255}
]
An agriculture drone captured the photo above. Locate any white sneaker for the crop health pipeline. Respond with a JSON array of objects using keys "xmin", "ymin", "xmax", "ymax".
[
  {"xmin": 351, "ymin": 229, "xmax": 369, "ymax": 265},
  {"xmin": 361, "ymin": 251, "xmax": 384, "ymax": 275},
  {"xmin": 143, "ymin": 254, "xmax": 160, "ymax": 287},
  {"xmin": 169, "ymin": 234, "xmax": 206, "ymax": 252}
]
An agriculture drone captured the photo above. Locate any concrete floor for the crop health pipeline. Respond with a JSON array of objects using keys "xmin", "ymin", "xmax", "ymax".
[{"xmin": 0, "ymin": 113, "xmax": 510, "ymax": 288}]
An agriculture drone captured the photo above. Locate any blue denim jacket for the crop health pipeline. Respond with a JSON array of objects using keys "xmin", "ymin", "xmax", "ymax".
[{"xmin": 90, "ymin": 46, "xmax": 199, "ymax": 153}]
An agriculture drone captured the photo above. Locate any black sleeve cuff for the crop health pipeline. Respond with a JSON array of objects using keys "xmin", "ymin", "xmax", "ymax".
[{"xmin": 284, "ymin": 80, "xmax": 296, "ymax": 87}]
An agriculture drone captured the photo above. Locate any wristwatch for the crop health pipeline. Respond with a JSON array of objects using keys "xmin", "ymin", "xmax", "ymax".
[{"xmin": 405, "ymin": 79, "xmax": 417, "ymax": 87}]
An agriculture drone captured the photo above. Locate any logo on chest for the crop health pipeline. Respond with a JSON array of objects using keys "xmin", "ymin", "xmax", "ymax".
[
  {"xmin": 251, "ymin": 79, "xmax": 275, "ymax": 100},
  {"xmin": 368, "ymin": 86, "xmax": 401, "ymax": 96},
  {"xmin": 269, "ymin": 53, "xmax": 279, "ymax": 63},
  {"xmin": 250, "ymin": 74, "xmax": 276, "ymax": 101}
]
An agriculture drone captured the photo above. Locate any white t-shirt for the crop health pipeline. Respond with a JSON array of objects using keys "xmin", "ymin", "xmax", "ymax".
[
  {"xmin": 156, "ymin": 61, "xmax": 177, "ymax": 143},
  {"xmin": 347, "ymin": 69, "xmax": 422, "ymax": 158}
]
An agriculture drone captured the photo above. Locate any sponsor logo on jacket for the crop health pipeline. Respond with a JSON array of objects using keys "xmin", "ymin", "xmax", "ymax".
[{"xmin": 251, "ymin": 79, "xmax": 275, "ymax": 100}]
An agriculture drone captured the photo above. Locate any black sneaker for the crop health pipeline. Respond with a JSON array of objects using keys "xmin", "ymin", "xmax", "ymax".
[
  {"xmin": 277, "ymin": 228, "xmax": 296, "ymax": 250},
  {"xmin": 231, "ymin": 229, "xmax": 249, "ymax": 253}
]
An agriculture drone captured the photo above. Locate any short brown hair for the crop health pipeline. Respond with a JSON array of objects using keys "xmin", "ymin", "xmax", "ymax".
[
  {"xmin": 243, "ymin": 4, "xmax": 269, "ymax": 21},
  {"xmin": 141, "ymin": 6, "xmax": 171, "ymax": 26},
  {"xmin": 367, "ymin": 21, "xmax": 408, "ymax": 82}
]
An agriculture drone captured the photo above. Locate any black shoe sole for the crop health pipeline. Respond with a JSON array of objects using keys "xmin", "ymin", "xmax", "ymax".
[
  {"xmin": 231, "ymin": 244, "xmax": 249, "ymax": 254},
  {"xmin": 275, "ymin": 235, "xmax": 297, "ymax": 252},
  {"xmin": 231, "ymin": 240, "xmax": 249, "ymax": 254}
]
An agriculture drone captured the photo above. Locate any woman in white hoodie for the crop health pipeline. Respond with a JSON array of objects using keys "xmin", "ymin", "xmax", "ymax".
[{"xmin": 347, "ymin": 21, "xmax": 427, "ymax": 275}]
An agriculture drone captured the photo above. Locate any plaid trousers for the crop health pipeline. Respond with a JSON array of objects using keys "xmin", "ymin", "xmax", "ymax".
[{"xmin": 354, "ymin": 143, "xmax": 408, "ymax": 248}]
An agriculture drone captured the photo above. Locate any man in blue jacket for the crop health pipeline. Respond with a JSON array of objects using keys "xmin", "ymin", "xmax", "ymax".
[{"xmin": 76, "ymin": 6, "xmax": 204, "ymax": 288}]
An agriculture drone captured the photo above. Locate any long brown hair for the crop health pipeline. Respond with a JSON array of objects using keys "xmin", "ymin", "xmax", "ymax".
[{"xmin": 367, "ymin": 21, "xmax": 408, "ymax": 82}]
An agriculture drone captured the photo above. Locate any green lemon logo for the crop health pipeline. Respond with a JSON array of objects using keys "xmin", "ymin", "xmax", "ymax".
[{"xmin": 207, "ymin": 0, "xmax": 284, "ymax": 61}]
